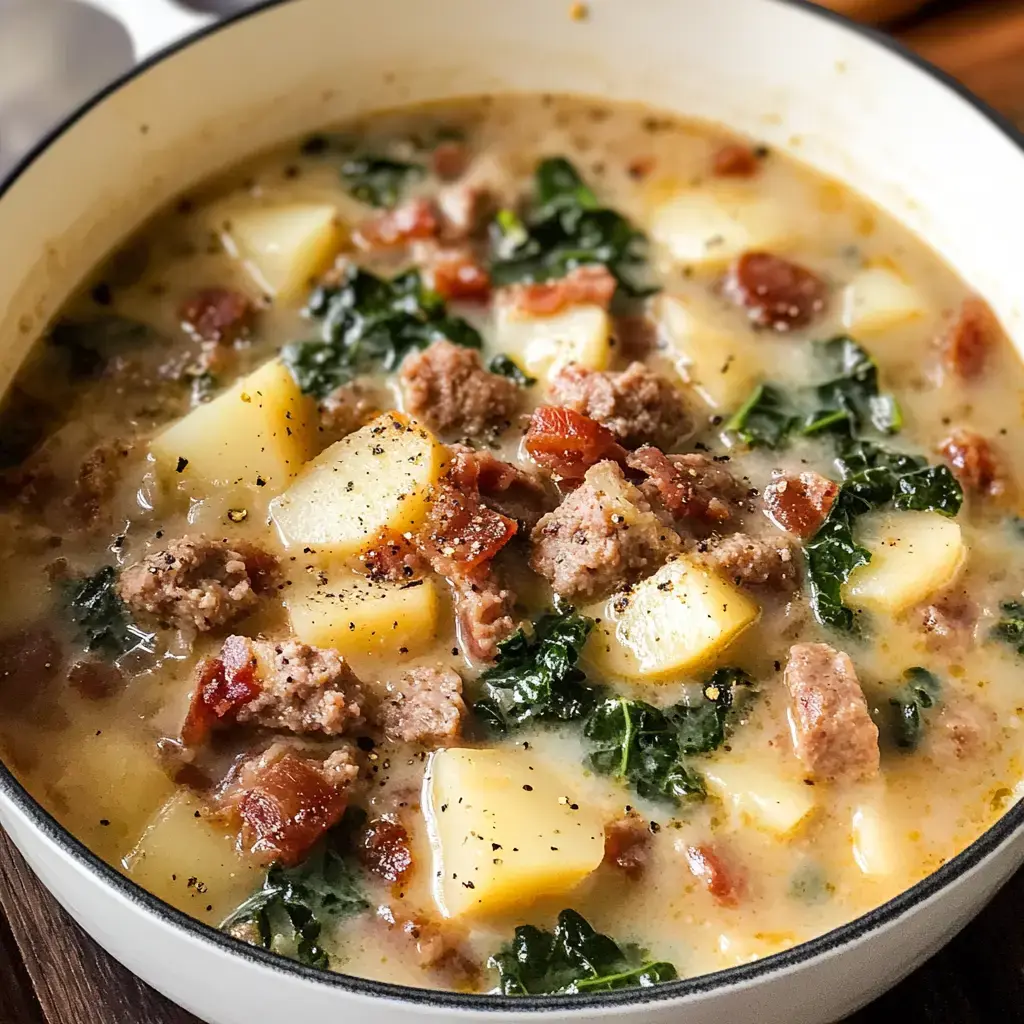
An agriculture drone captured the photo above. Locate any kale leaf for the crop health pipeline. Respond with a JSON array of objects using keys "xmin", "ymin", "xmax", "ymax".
[
  {"xmin": 724, "ymin": 383, "xmax": 799, "ymax": 449},
  {"xmin": 488, "ymin": 353, "xmax": 537, "ymax": 387},
  {"xmin": 64, "ymin": 566, "xmax": 152, "ymax": 658},
  {"xmin": 221, "ymin": 841, "xmax": 369, "ymax": 970},
  {"xmin": 473, "ymin": 607, "xmax": 596, "ymax": 732},
  {"xmin": 992, "ymin": 600, "xmax": 1024, "ymax": 656},
  {"xmin": 888, "ymin": 666, "xmax": 941, "ymax": 750},
  {"xmin": 488, "ymin": 909, "xmax": 678, "ymax": 996},
  {"xmin": 281, "ymin": 266, "xmax": 483, "ymax": 398},
  {"xmin": 489, "ymin": 157, "xmax": 656, "ymax": 300},
  {"xmin": 339, "ymin": 155, "xmax": 425, "ymax": 208}
]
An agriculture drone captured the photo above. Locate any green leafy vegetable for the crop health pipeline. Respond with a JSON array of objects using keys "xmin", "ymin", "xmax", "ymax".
[
  {"xmin": 992, "ymin": 600, "xmax": 1024, "ymax": 656},
  {"xmin": 488, "ymin": 909, "xmax": 677, "ymax": 995},
  {"xmin": 788, "ymin": 864, "xmax": 835, "ymax": 905},
  {"xmin": 281, "ymin": 266, "xmax": 482, "ymax": 398},
  {"xmin": 222, "ymin": 841, "xmax": 369, "ymax": 970},
  {"xmin": 49, "ymin": 315, "xmax": 156, "ymax": 379},
  {"xmin": 888, "ymin": 667, "xmax": 941, "ymax": 750},
  {"xmin": 473, "ymin": 607, "xmax": 596, "ymax": 732},
  {"xmin": 64, "ymin": 566, "xmax": 152, "ymax": 657},
  {"xmin": 489, "ymin": 157, "xmax": 656, "ymax": 300},
  {"xmin": 488, "ymin": 353, "xmax": 537, "ymax": 386},
  {"xmin": 339, "ymin": 155, "xmax": 425, "ymax": 208},
  {"xmin": 724, "ymin": 383, "xmax": 799, "ymax": 449}
]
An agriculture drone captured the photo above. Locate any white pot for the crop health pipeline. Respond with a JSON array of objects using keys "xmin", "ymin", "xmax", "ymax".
[{"xmin": 1, "ymin": 1, "xmax": 1023, "ymax": 1021}]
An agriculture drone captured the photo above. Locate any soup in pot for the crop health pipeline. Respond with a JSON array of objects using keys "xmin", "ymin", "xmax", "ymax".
[{"xmin": 1, "ymin": 94, "xmax": 1021, "ymax": 995}]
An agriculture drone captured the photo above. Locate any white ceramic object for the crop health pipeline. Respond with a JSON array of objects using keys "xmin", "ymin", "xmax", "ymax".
[{"xmin": 1, "ymin": 1, "xmax": 1023, "ymax": 1021}]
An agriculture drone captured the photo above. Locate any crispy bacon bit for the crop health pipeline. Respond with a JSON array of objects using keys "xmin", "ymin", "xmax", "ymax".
[
  {"xmin": 603, "ymin": 813, "xmax": 651, "ymax": 879},
  {"xmin": 67, "ymin": 658, "xmax": 124, "ymax": 700},
  {"xmin": 360, "ymin": 816, "xmax": 413, "ymax": 882},
  {"xmin": 943, "ymin": 296, "xmax": 998, "ymax": 380},
  {"xmin": 685, "ymin": 844, "xmax": 743, "ymax": 906},
  {"xmin": 524, "ymin": 406, "xmax": 626, "ymax": 482},
  {"xmin": 502, "ymin": 264, "xmax": 617, "ymax": 317},
  {"xmin": 418, "ymin": 483, "xmax": 517, "ymax": 578},
  {"xmin": 939, "ymin": 429, "xmax": 1005, "ymax": 496},
  {"xmin": 723, "ymin": 252, "xmax": 828, "ymax": 331},
  {"xmin": 427, "ymin": 248, "xmax": 492, "ymax": 302},
  {"xmin": 361, "ymin": 532, "xmax": 426, "ymax": 583},
  {"xmin": 626, "ymin": 446, "xmax": 740, "ymax": 525},
  {"xmin": 712, "ymin": 143, "xmax": 761, "ymax": 178},
  {"xmin": 181, "ymin": 640, "xmax": 260, "ymax": 746},
  {"xmin": 446, "ymin": 444, "xmax": 553, "ymax": 530},
  {"xmin": 179, "ymin": 287, "xmax": 255, "ymax": 344},
  {"xmin": 431, "ymin": 140, "xmax": 471, "ymax": 181},
  {"xmin": 354, "ymin": 197, "xmax": 439, "ymax": 249},
  {"xmin": 763, "ymin": 470, "xmax": 839, "ymax": 537}
]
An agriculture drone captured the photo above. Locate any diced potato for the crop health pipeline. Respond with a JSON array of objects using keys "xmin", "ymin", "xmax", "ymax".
[
  {"xmin": 852, "ymin": 800, "xmax": 907, "ymax": 878},
  {"xmin": 650, "ymin": 187, "xmax": 796, "ymax": 269},
  {"xmin": 583, "ymin": 556, "xmax": 759, "ymax": 681},
  {"xmin": 286, "ymin": 564, "xmax": 439, "ymax": 658},
  {"xmin": 150, "ymin": 358, "xmax": 317, "ymax": 497},
  {"xmin": 841, "ymin": 267, "xmax": 926, "ymax": 336},
  {"xmin": 270, "ymin": 412, "xmax": 446, "ymax": 562},
  {"xmin": 843, "ymin": 510, "xmax": 966, "ymax": 616},
  {"xmin": 704, "ymin": 759, "xmax": 816, "ymax": 837},
  {"xmin": 123, "ymin": 791, "xmax": 261, "ymax": 924},
  {"xmin": 424, "ymin": 747, "xmax": 605, "ymax": 919},
  {"xmin": 494, "ymin": 303, "xmax": 611, "ymax": 382},
  {"xmin": 718, "ymin": 930, "xmax": 799, "ymax": 966},
  {"xmin": 217, "ymin": 202, "xmax": 345, "ymax": 304},
  {"xmin": 657, "ymin": 294, "xmax": 763, "ymax": 409}
]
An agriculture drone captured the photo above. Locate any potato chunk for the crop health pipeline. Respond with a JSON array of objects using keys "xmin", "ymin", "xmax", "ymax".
[
  {"xmin": 495, "ymin": 303, "xmax": 611, "ymax": 382},
  {"xmin": 270, "ymin": 412, "xmax": 446, "ymax": 561},
  {"xmin": 286, "ymin": 565, "xmax": 439, "ymax": 658},
  {"xmin": 150, "ymin": 358, "xmax": 317, "ymax": 497},
  {"xmin": 704, "ymin": 759, "xmax": 816, "ymax": 837},
  {"xmin": 218, "ymin": 202, "xmax": 345, "ymax": 304},
  {"xmin": 841, "ymin": 267, "xmax": 925, "ymax": 336},
  {"xmin": 123, "ymin": 791, "xmax": 261, "ymax": 924},
  {"xmin": 424, "ymin": 747, "xmax": 605, "ymax": 919},
  {"xmin": 843, "ymin": 510, "xmax": 965, "ymax": 615},
  {"xmin": 851, "ymin": 799, "xmax": 907, "ymax": 878},
  {"xmin": 584, "ymin": 557, "xmax": 759, "ymax": 681}
]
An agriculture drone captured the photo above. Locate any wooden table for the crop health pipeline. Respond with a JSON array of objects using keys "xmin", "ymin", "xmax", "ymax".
[{"xmin": 5, "ymin": 2, "xmax": 1024, "ymax": 1021}]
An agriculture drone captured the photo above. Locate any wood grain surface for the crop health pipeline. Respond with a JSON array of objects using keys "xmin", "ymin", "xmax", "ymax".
[{"xmin": 5, "ymin": 2, "xmax": 1024, "ymax": 1022}]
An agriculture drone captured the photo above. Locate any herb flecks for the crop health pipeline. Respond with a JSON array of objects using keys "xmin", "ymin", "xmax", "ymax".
[{"xmin": 992, "ymin": 600, "xmax": 1024, "ymax": 656}]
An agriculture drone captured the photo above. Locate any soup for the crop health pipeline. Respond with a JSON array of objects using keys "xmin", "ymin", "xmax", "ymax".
[{"xmin": 1, "ymin": 94, "xmax": 1021, "ymax": 995}]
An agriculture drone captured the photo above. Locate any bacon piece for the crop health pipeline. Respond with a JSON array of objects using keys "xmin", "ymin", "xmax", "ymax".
[
  {"xmin": 603, "ymin": 813, "xmax": 651, "ymax": 879},
  {"xmin": 712, "ymin": 143, "xmax": 761, "ymax": 178},
  {"xmin": 181, "ymin": 642, "xmax": 261, "ymax": 746},
  {"xmin": 723, "ymin": 252, "xmax": 828, "ymax": 331},
  {"xmin": 431, "ymin": 140, "xmax": 471, "ymax": 181},
  {"xmin": 426, "ymin": 248, "xmax": 491, "ymax": 302},
  {"xmin": 179, "ymin": 287, "xmax": 255, "ymax": 344},
  {"xmin": 943, "ymin": 296, "xmax": 998, "ymax": 380},
  {"xmin": 502, "ymin": 265, "xmax": 617, "ymax": 317},
  {"xmin": 763, "ymin": 470, "xmax": 839, "ymax": 537},
  {"xmin": 418, "ymin": 482, "xmax": 517, "ymax": 579},
  {"xmin": 626, "ymin": 446, "xmax": 742, "ymax": 526},
  {"xmin": 359, "ymin": 816, "xmax": 413, "ymax": 882},
  {"xmin": 939, "ymin": 429, "xmax": 1005, "ymax": 496},
  {"xmin": 524, "ymin": 406, "xmax": 627, "ymax": 482},
  {"xmin": 685, "ymin": 844, "xmax": 744, "ymax": 906},
  {"xmin": 360, "ymin": 532, "xmax": 426, "ymax": 584},
  {"xmin": 446, "ymin": 444, "xmax": 553, "ymax": 531},
  {"xmin": 354, "ymin": 197, "xmax": 439, "ymax": 249}
]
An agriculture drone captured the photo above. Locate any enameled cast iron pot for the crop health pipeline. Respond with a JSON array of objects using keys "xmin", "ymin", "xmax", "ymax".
[{"xmin": 1, "ymin": 1, "xmax": 1023, "ymax": 1021}]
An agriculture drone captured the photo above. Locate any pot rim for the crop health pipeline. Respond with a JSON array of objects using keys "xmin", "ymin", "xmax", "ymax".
[{"xmin": 2, "ymin": 0, "xmax": 1023, "ymax": 1013}]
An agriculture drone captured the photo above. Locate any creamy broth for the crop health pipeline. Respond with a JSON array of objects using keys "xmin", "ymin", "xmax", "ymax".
[{"xmin": 1, "ymin": 94, "xmax": 1022, "ymax": 994}]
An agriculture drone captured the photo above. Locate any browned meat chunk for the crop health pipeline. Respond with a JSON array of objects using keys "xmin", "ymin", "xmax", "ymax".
[
  {"xmin": 376, "ymin": 666, "xmax": 465, "ymax": 746},
  {"xmin": 501, "ymin": 264, "xmax": 617, "ymax": 317},
  {"xmin": 613, "ymin": 314, "xmax": 658, "ymax": 360},
  {"xmin": 401, "ymin": 339, "xmax": 520, "ymax": 437},
  {"xmin": 437, "ymin": 182, "xmax": 495, "ymax": 241},
  {"xmin": 939, "ymin": 429, "xmax": 1006, "ymax": 496},
  {"xmin": 377, "ymin": 905, "xmax": 480, "ymax": 982},
  {"xmin": 699, "ymin": 533, "xmax": 799, "ymax": 591},
  {"xmin": 627, "ymin": 447, "xmax": 745, "ymax": 527},
  {"xmin": 360, "ymin": 532, "xmax": 426, "ymax": 584},
  {"xmin": 179, "ymin": 287, "xmax": 255, "ymax": 344},
  {"xmin": 421, "ymin": 245, "xmax": 491, "ymax": 302},
  {"xmin": 685, "ymin": 843, "xmax": 744, "ymax": 906},
  {"xmin": 354, "ymin": 197, "xmax": 439, "ymax": 249},
  {"xmin": 603, "ymin": 813, "xmax": 651, "ymax": 879},
  {"xmin": 431, "ymin": 140, "xmax": 471, "ymax": 181},
  {"xmin": 68, "ymin": 439, "xmax": 133, "ymax": 525},
  {"xmin": 118, "ymin": 536, "xmax": 278, "ymax": 632},
  {"xmin": 918, "ymin": 591, "xmax": 977, "ymax": 652},
  {"xmin": 359, "ymin": 816, "xmax": 413, "ymax": 882},
  {"xmin": 943, "ymin": 296, "xmax": 999, "ymax": 380},
  {"xmin": 925, "ymin": 697, "xmax": 997, "ymax": 762},
  {"xmin": 763, "ymin": 470, "xmax": 839, "ymax": 537},
  {"xmin": 318, "ymin": 381, "xmax": 380, "ymax": 438},
  {"xmin": 548, "ymin": 362, "xmax": 692, "ymax": 450},
  {"xmin": 783, "ymin": 642, "xmax": 880, "ymax": 783},
  {"xmin": 712, "ymin": 143, "xmax": 762, "ymax": 178},
  {"xmin": 723, "ymin": 252, "xmax": 828, "ymax": 331},
  {"xmin": 446, "ymin": 444, "xmax": 554, "ymax": 531},
  {"xmin": 530, "ymin": 461, "xmax": 681, "ymax": 598},
  {"xmin": 453, "ymin": 570, "xmax": 516, "ymax": 662}
]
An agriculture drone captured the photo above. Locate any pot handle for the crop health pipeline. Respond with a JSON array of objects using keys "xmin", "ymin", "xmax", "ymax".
[{"xmin": 82, "ymin": 0, "xmax": 215, "ymax": 61}]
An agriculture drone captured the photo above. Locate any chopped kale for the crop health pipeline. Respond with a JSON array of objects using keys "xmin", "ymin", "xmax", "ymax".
[
  {"xmin": 339, "ymin": 155, "xmax": 425, "ymax": 208},
  {"xmin": 473, "ymin": 607, "xmax": 596, "ymax": 732},
  {"xmin": 992, "ymin": 600, "xmax": 1024, "ymax": 656},
  {"xmin": 888, "ymin": 667, "xmax": 941, "ymax": 750},
  {"xmin": 63, "ymin": 566, "xmax": 152, "ymax": 658},
  {"xmin": 49, "ymin": 315, "xmax": 156, "ymax": 379},
  {"xmin": 281, "ymin": 266, "xmax": 482, "ymax": 398},
  {"xmin": 724, "ymin": 383, "xmax": 799, "ymax": 449},
  {"xmin": 788, "ymin": 863, "xmax": 835, "ymax": 905},
  {"xmin": 488, "ymin": 353, "xmax": 537, "ymax": 387},
  {"xmin": 488, "ymin": 909, "xmax": 677, "ymax": 995},
  {"xmin": 221, "ymin": 840, "xmax": 369, "ymax": 970},
  {"xmin": 488, "ymin": 157, "xmax": 656, "ymax": 301}
]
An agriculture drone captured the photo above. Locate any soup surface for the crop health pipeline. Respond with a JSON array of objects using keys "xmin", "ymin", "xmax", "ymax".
[{"xmin": 2, "ymin": 94, "xmax": 1022, "ymax": 996}]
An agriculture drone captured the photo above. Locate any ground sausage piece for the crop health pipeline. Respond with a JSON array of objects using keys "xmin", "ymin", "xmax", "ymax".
[
  {"xmin": 627, "ymin": 447, "xmax": 745, "ymax": 528},
  {"xmin": 925, "ymin": 697, "xmax": 997, "ymax": 763},
  {"xmin": 783, "ymin": 642, "xmax": 880, "ymax": 783},
  {"xmin": 548, "ymin": 362, "xmax": 693, "ymax": 450},
  {"xmin": 918, "ymin": 591, "xmax": 977, "ymax": 653},
  {"xmin": 354, "ymin": 197, "xmax": 439, "ymax": 249},
  {"xmin": 359, "ymin": 816, "xmax": 413, "ymax": 882},
  {"xmin": 376, "ymin": 666, "xmax": 465, "ymax": 746},
  {"xmin": 712, "ymin": 143, "xmax": 761, "ymax": 178},
  {"xmin": 431, "ymin": 140, "xmax": 471, "ymax": 181},
  {"xmin": 437, "ymin": 182, "xmax": 496, "ymax": 241},
  {"xmin": 723, "ymin": 252, "xmax": 828, "ymax": 331},
  {"xmin": 318, "ymin": 381, "xmax": 381, "ymax": 438},
  {"xmin": 68, "ymin": 439, "xmax": 133, "ymax": 525},
  {"xmin": 943, "ymin": 296, "xmax": 998, "ymax": 380},
  {"xmin": 523, "ymin": 406, "xmax": 627, "ymax": 483},
  {"xmin": 530, "ymin": 461, "xmax": 681, "ymax": 598},
  {"xmin": 118, "ymin": 536, "xmax": 278, "ymax": 632},
  {"xmin": 377, "ymin": 905, "xmax": 480, "ymax": 982},
  {"xmin": 401, "ymin": 339, "xmax": 520, "ymax": 437},
  {"xmin": 939, "ymin": 429, "xmax": 1005, "ymax": 496},
  {"xmin": 603, "ymin": 813, "xmax": 651, "ymax": 879},
  {"xmin": 699, "ymin": 533, "xmax": 799, "ymax": 591},
  {"xmin": 453, "ymin": 570, "xmax": 517, "ymax": 662},
  {"xmin": 685, "ymin": 843, "xmax": 744, "ymax": 906},
  {"xmin": 446, "ymin": 444, "xmax": 553, "ymax": 532},
  {"xmin": 763, "ymin": 470, "xmax": 839, "ymax": 537},
  {"xmin": 501, "ymin": 264, "xmax": 618, "ymax": 317},
  {"xmin": 179, "ymin": 287, "xmax": 255, "ymax": 345}
]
